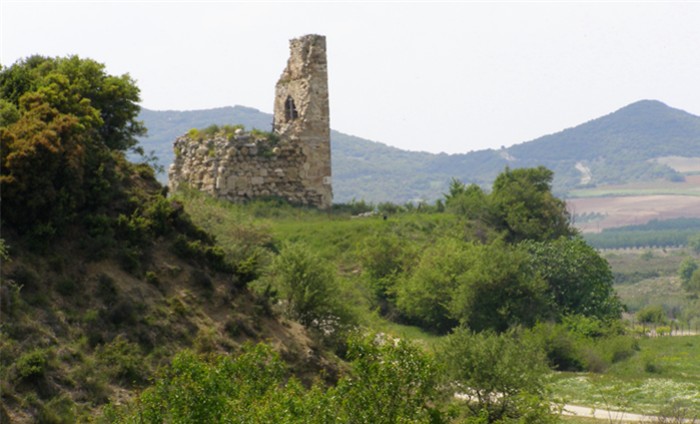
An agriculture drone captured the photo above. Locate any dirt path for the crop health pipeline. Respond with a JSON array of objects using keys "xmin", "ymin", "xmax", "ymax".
[
  {"xmin": 562, "ymin": 404, "xmax": 697, "ymax": 423},
  {"xmin": 563, "ymin": 404, "xmax": 653, "ymax": 422}
]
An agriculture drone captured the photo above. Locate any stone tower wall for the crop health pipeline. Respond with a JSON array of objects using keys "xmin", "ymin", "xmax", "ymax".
[{"xmin": 168, "ymin": 34, "xmax": 332, "ymax": 208}]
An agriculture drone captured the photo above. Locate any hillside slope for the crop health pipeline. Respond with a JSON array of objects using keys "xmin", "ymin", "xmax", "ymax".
[
  {"xmin": 137, "ymin": 100, "xmax": 700, "ymax": 203},
  {"xmin": 505, "ymin": 100, "xmax": 700, "ymax": 189},
  {"xmin": 0, "ymin": 169, "xmax": 334, "ymax": 422}
]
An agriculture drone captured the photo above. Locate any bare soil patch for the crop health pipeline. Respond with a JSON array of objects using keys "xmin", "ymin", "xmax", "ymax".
[{"xmin": 568, "ymin": 195, "xmax": 700, "ymax": 233}]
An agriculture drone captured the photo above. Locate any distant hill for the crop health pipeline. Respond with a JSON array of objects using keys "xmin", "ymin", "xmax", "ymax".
[{"xmin": 136, "ymin": 100, "xmax": 700, "ymax": 203}]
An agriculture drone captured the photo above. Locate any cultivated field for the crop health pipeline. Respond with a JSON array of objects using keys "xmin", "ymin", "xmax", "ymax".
[{"xmin": 567, "ymin": 176, "xmax": 700, "ymax": 233}]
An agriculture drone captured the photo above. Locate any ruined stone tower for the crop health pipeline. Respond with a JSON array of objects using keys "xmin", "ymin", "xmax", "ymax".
[
  {"xmin": 273, "ymin": 34, "xmax": 332, "ymax": 208},
  {"xmin": 168, "ymin": 34, "xmax": 332, "ymax": 208}
]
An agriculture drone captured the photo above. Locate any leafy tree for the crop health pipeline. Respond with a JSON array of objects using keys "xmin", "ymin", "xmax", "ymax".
[
  {"xmin": 0, "ymin": 55, "xmax": 145, "ymax": 235},
  {"xmin": 359, "ymin": 230, "xmax": 416, "ymax": 314},
  {"xmin": 523, "ymin": 237, "xmax": 623, "ymax": 321},
  {"xmin": 396, "ymin": 237, "xmax": 474, "ymax": 333},
  {"xmin": 0, "ymin": 55, "xmax": 145, "ymax": 151},
  {"xmin": 444, "ymin": 179, "xmax": 490, "ymax": 220},
  {"xmin": 104, "ymin": 337, "xmax": 443, "ymax": 423},
  {"xmin": 636, "ymin": 305, "xmax": 667, "ymax": 325},
  {"xmin": 688, "ymin": 233, "xmax": 700, "ymax": 254},
  {"xmin": 683, "ymin": 269, "xmax": 700, "ymax": 295},
  {"xmin": 438, "ymin": 328, "xmax": 555, "ymax": 423},
  {"xmin": 449, "ymin": 240, "xmax": 550, "ymax": 332},
  {"xmin": 0, "ymin": 98, "xmax": 19, "ymax": 126},
  {"xmin": 397, "ymin": 238, "xmax": 552, "ymax": 334},
  {"xmin": 332, "ymin": 334, "xmax": 441, "ymax": 424},
  {"xmin": 270, "ymin": 242, "xmax": 352, "ymax": 335},
  {"xmin": 490, "ymin": 166, "xmax": 575, "ymax": 242},
  {"xmin": 679, "ymin": 257, "xmax": 698, "ymax": 287},
  {"xmin": 104, "ymin": 344, "xmax": 290, "ymax": 423}
]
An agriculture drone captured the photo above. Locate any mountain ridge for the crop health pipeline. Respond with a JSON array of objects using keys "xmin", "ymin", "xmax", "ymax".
[{"xmin": 137, "ymin": 99, "xmax": 700, "ymax": 203}]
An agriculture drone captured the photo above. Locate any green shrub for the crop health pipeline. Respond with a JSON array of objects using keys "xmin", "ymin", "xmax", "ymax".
[
  {"xmin": 193, "ymin": 328, "xmax": 218, "ymax": 354},
  {"xmin": 1, "ymin": 56, "xmax": 144, "ymax": 238},
  {"xmin": 332, "ymin": 199, "xmax": 374, "ymax": 215},
  {"xmin": 117, "ymin": 246, "xmax": 143, "ymax": 275},
  {"xmin": 96, "ymin": 335, "xmax": 148, "ymax": 386},
  {"xmin": 36, "ymin": 394, "xmax": 76, "ymax": 424},
  {"xmin": 16, "ymin": 348, "xmax": 51, "ymax": 381},
  {"xmin": 678, "ymin": 257, "xmax": 698, "ymax": 284},
  {"xmin": 172, "ymin": 235, "xmax": 232, "ymax": 273},
  {"xmin": 103, "ymin": 337, "xmax": 444, "ymax": 423},
  {"xmin": 96, "ymin": 274, "xmax": 118, "ymax": 303},
  {"xmin": 114, "ymin": 212, "xmax": 152, "ymax": 247},
  {"xmin": 71, "ymin": 359, "xmax": 110, "ymax": 404},
  {"xmin": 396, "ymin": 237, "xmax": 472, "ymax": 333},
  {"xmin": 0, "ymin": 279, "xmax": 24, "ymax": 317},
  {"xmin": 581, "ymin": 348, "xmax": 608, "ymax": 373},
  {"xmin": 527, "ymin": 322, "xmax": 585, "ymax": 371},
  {"xmin": 636, "ymin": 304, "xmax": 668, "ymax": 325},
  {"xmin": 656, "ymin": 325, "xmax": 671, "ymax": 336},
  {"xmin": 359, "ymin": 230, "xmax": 415, "ymax": 311},
  {"xmin": 9, "ymin": 265, "xmax": 40, "ymax": 292},
  {"xmin": 333, "ymin": 334, "xmax": 441, "ymax": 424},
  {"xmin": 144, "ymin": 271, "xmax": 159, "ymax": 286},
  {"xmin": 55, "ymin": 276, "xmax": 77, "ymax": 296},
  {"xmin": 439, "ymin": 328, "xmax": 555, "ymax": 423},
  {"xmin": 186, "ymin": 128, "xmax": 200, "ymax": 139},
  {"xmin": 104, "ymin": 299, "xmax": 140, "ymax": 326},
  {"xmin": 688, "ymin": 234, "xmax": 700, "ymax": 254},
  {"xmin": 643, "ymin": 353, "xmax": 663, "ymax": 374},
  {"xmin": 271, "ymin": 242, "xmax": 353, "ymax": 336},
  {"xmin": 143, "ymin": 196, "xmax": 176, "ymax": 236}
]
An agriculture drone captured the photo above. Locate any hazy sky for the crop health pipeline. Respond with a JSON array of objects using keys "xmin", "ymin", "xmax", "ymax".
[{"xmin": 2, "ymin": 1, "xmax": 699, "ymax": 154}]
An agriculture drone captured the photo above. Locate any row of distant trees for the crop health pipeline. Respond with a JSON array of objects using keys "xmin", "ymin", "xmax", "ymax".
[{"xmin": 584, "ymin": 218, "xmax": 700, "ymax": 250}]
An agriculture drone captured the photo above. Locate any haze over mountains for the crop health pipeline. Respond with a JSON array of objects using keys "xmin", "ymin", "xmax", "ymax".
[{"xmin": 138, "ymin": 100, "xmax": 700, "ymax": 204}]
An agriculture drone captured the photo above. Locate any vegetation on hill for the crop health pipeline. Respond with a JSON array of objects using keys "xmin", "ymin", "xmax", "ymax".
[
  {"xmin": 0, "ymin": 56, "xmax": 332, "ymax": 422},
  {"xmin": 2, "ymin": 55, "xmax": 698, "ymax": 422}
]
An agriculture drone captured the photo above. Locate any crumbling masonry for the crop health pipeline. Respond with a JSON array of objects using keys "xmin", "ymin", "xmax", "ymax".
[{"xmin": 168, "ymin": 34, "xmax": 333, "ymax": 208}]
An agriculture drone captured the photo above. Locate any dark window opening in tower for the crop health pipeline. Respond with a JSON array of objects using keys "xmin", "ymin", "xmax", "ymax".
[{"xmin": 285, "ymin": 96, "xmax": 299, "ymax": 121}]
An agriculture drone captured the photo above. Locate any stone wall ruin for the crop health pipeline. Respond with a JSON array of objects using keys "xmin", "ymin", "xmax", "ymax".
[{"xmin": 168, "ymin": 34, "xmax": 332, "ymax": 208}]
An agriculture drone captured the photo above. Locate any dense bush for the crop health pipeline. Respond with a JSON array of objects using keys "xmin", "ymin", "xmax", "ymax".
[
  {"xmin": 526, "ymin": 318, "xmax": 637, "ymax": 373},
  {"xmin": 396, "ymin": 237, "xmax": 471, "ymax": 333},
  {"xmin": 172, "ymin": 235, "xmax": 232, "ymax": 273},
  {"xmin": 397, "ymin": 238, "xmax": 554, "ymax": 334},
  {"xmin": 523, "ymin": 236, "xmax": 623, "ymax": 321},
  {"xmin": 446, "ymin": 166, "xmax": 575, "ymax": 243},
  {"xmin": 1, "ymin": 55, "xmax": 144, "ymax": 237},
  {"xmin": 15, "ymin": 348, "xmax": 52, "ymax": 381},
  {"xmin": 526, "ymin": 322, "xmax": 586, "ymax": 371},
  {"xmin": 95, "ymin": 335, "xmax": 149, "ymax": 386},
  {"xmin": 359, "ymin": 230, "xmax": 416, "ymax": 312},
  {"xmin": 636, "ymin": 305, "xmax": 668, "ymax": 325},
  {"xmin": 103, "ymin": 336, "xmax": 442, "ymax": 423},
  {"xmin": 439, "ymin": 328, "xmax": 556, "ymax": 423},
  {"xmin": 270, "ymin": 243, "xmax": 354, "ymax": 339}
]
